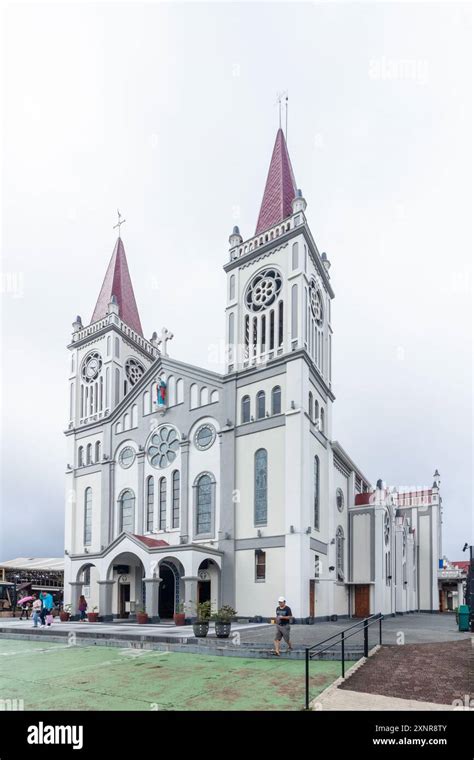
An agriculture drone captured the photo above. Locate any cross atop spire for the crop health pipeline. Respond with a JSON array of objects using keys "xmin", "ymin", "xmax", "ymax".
[
  {"xmin": 91, "ymin": 236, "xmax": 143, "ymax": 336},
  {"xmin": 255, "ymin": 128, "xmax": 297, "ymax": 236},
  {"xmin": 113, "ymin": 209, "xmax": 126, "ymax": 238}
]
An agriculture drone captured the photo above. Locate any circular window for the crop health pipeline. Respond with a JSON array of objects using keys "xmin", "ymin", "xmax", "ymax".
[
  {"xmin": 147, "ymin": 426, "xmax": 180, "ymax": 469},
  {"xmin": 81, "ymin": 351, "xmax": 102, "ymax": 383},
  {"xmin": 245, "ymin": 268, "xmax": 283, "ymax": 313},
  {"xmin": 119, "ymin": 446, "xmax": 136, "ymax": 469},
  {"xmin": 309, "ymin": 281, "xmax": 324, "ymax": 326},
  {"xmin": 336, "ymin": 488, "xmax": 344, "ymax": 512},
  {"xmin": 125, "ymin": 358, "xmax": 145, "ymax": 386},
  {"xmin": 194, "ymin": 424, "xmax": 216, "ymax": 451}
]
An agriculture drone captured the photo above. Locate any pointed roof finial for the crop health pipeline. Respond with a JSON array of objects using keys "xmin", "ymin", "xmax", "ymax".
[
  {"xmin": 255, "ymin": 125, "xmax": 297, "ymax": 235},
  {"xmin": 113, "ymin": 209, "xmax": 126, "ymax": 238}
]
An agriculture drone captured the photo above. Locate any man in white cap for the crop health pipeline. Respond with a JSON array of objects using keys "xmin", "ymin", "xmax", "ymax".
[{"xmin": 273, "ymin": 596, "xmax": 293, "ymax": 655}]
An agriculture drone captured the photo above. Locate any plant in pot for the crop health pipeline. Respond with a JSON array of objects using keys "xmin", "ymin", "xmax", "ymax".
[
  {"xmin": 87, "ymin": 606, "xmax": 99, "ymax": 623},
  {"xmin": 136, "ymin": 607, "xmax": 149, "ymax": 624},
  {"xmin": 192, "ymin": 600, "xmax": 211, "ymax": 638},
  {"xmin": 59, "ymin": 603, "xmax": 71, "ymax": 622},
  {"xmin": 211, "ymin": 605, "xmax": 236, "ymax": 638},
  {"xmin": 173, "ymin": 602, "xmax": 186, "ymax": 627}
]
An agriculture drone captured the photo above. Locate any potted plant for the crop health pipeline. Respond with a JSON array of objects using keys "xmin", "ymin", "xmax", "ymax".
[
  {"xmin": 173, "ymin": 602, "xmax": 186, "ymax": 627},
  {"xmin": 212, "ymin": 605, "xmax": 236, "ymax": 638},
  {"xmin": 192, "ymin": 600, "xmax": 211, "ymax": 638},
  {"xmin": 87, "ymin": 606, "xmax": 99, "ymax": 623},
  {"xmin": 136, "ymin": 607, "xmax": 149, "ymax": 624},
  {"xmin": 59, "ymin": 603, "xmax": 71, "ymax": 622}
]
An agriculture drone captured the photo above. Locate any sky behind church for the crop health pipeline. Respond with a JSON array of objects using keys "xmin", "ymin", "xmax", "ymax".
[{"xmin": 1, "ymin": 1, "xmax": 471, "ymax": 562}]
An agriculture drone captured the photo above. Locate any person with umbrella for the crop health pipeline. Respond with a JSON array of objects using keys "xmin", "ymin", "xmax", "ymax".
[
  {"xmin": 31, "ymin": 594, "xmax": 42, "ymax": 628},
  {"xmin": 18, "ymin": 595, "xmax": 35, "ymax": 621}
]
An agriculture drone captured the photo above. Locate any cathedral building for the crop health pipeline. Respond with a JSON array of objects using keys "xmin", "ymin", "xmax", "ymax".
[{"xmin": 63, "ymin": 127, "xmax": 441, "ymax": 621}]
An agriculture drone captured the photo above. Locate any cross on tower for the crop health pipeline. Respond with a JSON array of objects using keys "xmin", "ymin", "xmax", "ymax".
[
  {"xmin": 113, "ymin": 209, "xmax": 126, "ymax": 238},
  {"xmin": 274, "ymin": 90, "xmax": 288, "ymax": 136},
  {"xmin": 157, "ymin": 327, "xmax": 174, "ymax": 356}
]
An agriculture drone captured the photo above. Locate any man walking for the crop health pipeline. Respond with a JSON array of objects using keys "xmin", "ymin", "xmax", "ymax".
[{"xmin": 273, "ymin": 596, "xmax": 293, "ymax": 656}]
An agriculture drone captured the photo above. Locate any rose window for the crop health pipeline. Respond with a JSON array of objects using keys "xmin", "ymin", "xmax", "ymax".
[
  {"xmin": 125, "ymin": 358, "xmax": 145, "ymax": 386},
  {"xmin": 147, "ymin": 426, "xmax": 180, "ymax": 469},
  {"xmin": 81, "ymin": 352, "xmax": 102, "ymax": 383},
  {"xmin": 309, "ymin": 281, "xmax": 323, "ymax": 325},
  {"xmin": 245, "ymin": 269, "xmax": 282, "ymax": 313}
]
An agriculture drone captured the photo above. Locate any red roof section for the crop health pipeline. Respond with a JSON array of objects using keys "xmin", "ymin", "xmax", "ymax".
[
  {"xmin": 452, "ymin": 561, "xmax": 469, "ymax": 572},
  {"xmin": 91, "ymin": 237, "xmax": 143, "ymax": 336},
  {"xmin": 133, "ymin": 534, "xmax": 169, "ymax": 548},
  {"xmin": 255, "ymin": 128, "xmax": 297, "ymax": 236}
]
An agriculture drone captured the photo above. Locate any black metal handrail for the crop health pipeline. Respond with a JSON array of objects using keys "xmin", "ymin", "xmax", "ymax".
[{"xmin": 304, "ymin": 613, "xmax": 384, "ymax": 709}]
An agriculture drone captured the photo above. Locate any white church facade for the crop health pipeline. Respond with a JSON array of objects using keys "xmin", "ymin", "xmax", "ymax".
[{"xmin": 63, "ymin": 128, "xmax": 442, "ymax": 622}]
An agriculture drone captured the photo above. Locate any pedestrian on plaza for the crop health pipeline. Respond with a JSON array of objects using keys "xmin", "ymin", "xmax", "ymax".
[
  {"xmin": 78, "ymin": 595, "xmax": 88, "ymax": 621},
  {"xmin": 39, "ymin": 590, "xmax": 54, "ymax": 626},
  {"xmin": 272, "ymin": 596, "xmax": 293, "ymax": 656},
  {"xmin": 31, "ymin": 594, "xmax": 42, "ymax": 628}
]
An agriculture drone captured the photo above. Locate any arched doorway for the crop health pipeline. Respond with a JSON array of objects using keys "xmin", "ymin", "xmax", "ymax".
[
  {"xmin": 158, "ymin": 563, "xmax": 175, "ymax": 619},
  {"xmin": 106, "ymin": 551, "xmax": 146, "ymax": 619}
]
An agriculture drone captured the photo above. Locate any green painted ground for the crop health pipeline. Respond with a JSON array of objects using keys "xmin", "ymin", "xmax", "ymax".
[{"xmin": 0, "ymin": 638, "xmax": 339, "ymax": 711}]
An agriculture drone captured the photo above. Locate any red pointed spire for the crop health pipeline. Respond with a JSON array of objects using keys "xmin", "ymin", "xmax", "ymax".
[
  {"xmin": 91, "ymin": 237, "xmax": 143, "ymax": 336},
  {"xmin": 255, "ymin": 128, "xmax": 297, "ymax": 236}
]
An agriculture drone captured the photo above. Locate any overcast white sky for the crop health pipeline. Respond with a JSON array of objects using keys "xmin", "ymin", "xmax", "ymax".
[{"xmin": 0, "ymin": 1, "xmax": 472, "ymax": 563}]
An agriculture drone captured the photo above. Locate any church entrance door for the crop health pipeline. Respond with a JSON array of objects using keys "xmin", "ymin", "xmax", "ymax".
[
  {"xmin": 158, "ymin": 564, "xmax": 175, "ymax": 620},
  {"xmin": 354, "ymin": 585, "xmax": 370, "ymax": 618},
  {"xmin": 198, "ymin": 581, "xmax": 211, "ymax": 605},
  {"xmin": 119, "ymin": 583, "xmax": 130, "ymax": 618}
]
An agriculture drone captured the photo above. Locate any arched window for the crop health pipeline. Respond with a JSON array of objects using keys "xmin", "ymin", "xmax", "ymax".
[
  {"xmin": 271, "ymin": 386, "xmax": 281, "ymax": 415},
  {"xmin": 195, "ymin": 473, "xmax": 214, "ymax": 537},
  {"xmin": 200, "ymin": 386, "xmax": 209, "ymax": 406},
  {"xmin": 86, "ymin": 443, "xmax": 92, "ymax": 465},
  {"xmin": 308, "ymin": 391, "xmax": 313, "ymax": 420},
  {"xmin": 176, "ymin": 378, "xmax": 184, "ymax": 404},
  {"xmin": 210, "ymin": 389, "xmax": 219, "ymax": 403},
  {"xmin": 78, "ymin": 446, "xmax": 84, "ymax": 467},
  {"xmin": 124, "ymin": 413, "xmax": 130, "ymax": 430},
  {"xmin": 172, "ymin": 470, "xmax": 180, "ymax": 529},
  {"xmin": 336, "ymin": 526, "xmax": 345, "ymax": 581},
  {"xmin": 159, "ymin": 477, "xmax": 167, "ymax": 531},
  {"xmin": 95, "ymin": 441, "xmax": 101, "ymax": 462},
  {"xmin": 84, "ymin": 488, "xmax": 92, "ymax": 546},
  {"xmin": 116, "ymin": 421, "xmax": 122, "ymax": 434},
  {"xmin": 229, "ymin": 274, "xmax": 236, "ymax": 300},
  {"xmin": 146, "ymin": 476, "xmax": 154, "ymax": 532},
  {"xmin": 292, "ymin": 241, "xmax": 299, "ymax": 269},
  {"xmin": 143, "ymin": 390, "xmax": 150, "ymax": 415},
  {"xmin": 190, "ymin": 383, "xmax": 198, "ymax": 409},
  {"xmin": 254, "ymin": 449, "xmax": 268, "ymax": 526},
  {"xmin": 278, "ymin": 300, "xmax": 284, "ymax": 347},
  {"xmin": 320, "ymin": 407, "xmax": 325, "ymax": 434},
  {"xmin": 167, "ymin": 376, "xmax": 175, "ymax": 406},
  {"xmin": 241, "ymin": 395, "xmax": 250, "ymax": 423},
  {"xmin": 131, "ymin": 404, "xmax": 138, "ymax": 427},
  {"xmin": 314, "ymin": 399, "xmax": 319, "ymax": 424},
  {"xmin": 119, "ymin": 490, "xmax": 135, "ymax": 533},
  {"xmin": 314, "ymin": 456, "xmax": 320, "ymax": 530},
  {"xmin": 256, "ymin": 390, "xmax": 266, "ymax": 419}
]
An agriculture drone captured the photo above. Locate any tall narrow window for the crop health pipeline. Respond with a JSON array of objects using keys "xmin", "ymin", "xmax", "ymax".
[
  {"xmin": 256, "ymin": 390, "xmax": 265, "ymax": 419},
  {"xmin": 252, "ymin": 317, "xmax": 258, "ymax": 353},
  {"xmin": 172, "ymin": 470, "xmax": 180, "ymax": 529},
  {"xmin": 336, "ymin": 526, "xmax": 345, "ymax": 581},
  {"xmin": 244, "ymin": 315, "xmax": 250, "ymax": 357},
  {"xmin": 314, "ymin": 456, "xmax": 320, "ymax": 530},
  {"xmin": 291, "ymin": 284, "xmax": 298, "ymax": 340},
  {"xmin": 228, "ymin": 312, "xmax": 234, "ymax": 354},
  {"xmin": 176, "ymin": 378, "xmax": 184, "ymax": 404},
  {"xmin": 190, "ymin": 383, "xmax": 198, "ymax": 409},
  {"xmin": 114, "ymin": 337, "xmax": 120, "ymax": 357},
  {"xmin": 255, "ymin": 550, "xmax": 266, "ymax": 581},
  {"xmin": 159, "ymin": 477, "xmax": 167, "ymax": 531},
  {"xmin": 261, "ymin": 314, "xmax": 266, "ymax": 352},
  {"xmin": 84, "ymin": 488, "xmax": 92, "ymax": 546},
  {"xmin": 229, "ymin": 274, "xmax": 235, "ymax": 300},
  {"xmin": 241, "ymin": 395, "xmax": 250, "ymax": 423},
  {"xmin": 86, "ymin": 443, "xmax": 92, "ymax": 465},
  {"xmin": 308, "ymin": 391, "xmax": 313, "ymax": 420},
  {"xmin": 196, "ymin": 473, "xmax": 213, "ymax": 536},
  {"xmin": 269, "ymin": 309, "xmax": 275, "ymax": 350},
  {"xmin": 292, "ymin": 241, "xmax": 299, "ymax": 269},
  {"xmin": 95, "ymin": 441, "xmax": 101, "ymax": 462},
  {"xmin": 320, "ymin": 407, "xmax": 325, "ymax": 434},
  {"xmin": 146, "ymin": 476, "xmax": 154, "ymax": 532},
  {"xmin": 271, "ymin": 386, "xmax": 281, "ymax": 415},
  {"xmin": 314, "ymin": 399, "xmax": 319, "ymax": 424},
  {"xmin": 119, "ymin": 490, "xmax": 135, "ymax": 533},
  {"xmin": 78, "ymin": 446, "xmax": 84, "ymax": 467},
  {"xmin": 278, "ymin": 301, "xmax": 284, "ymax": 347},
  {"xmin": 254, "ymin": 449, "xmax": 268, "ymax": 526}
]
